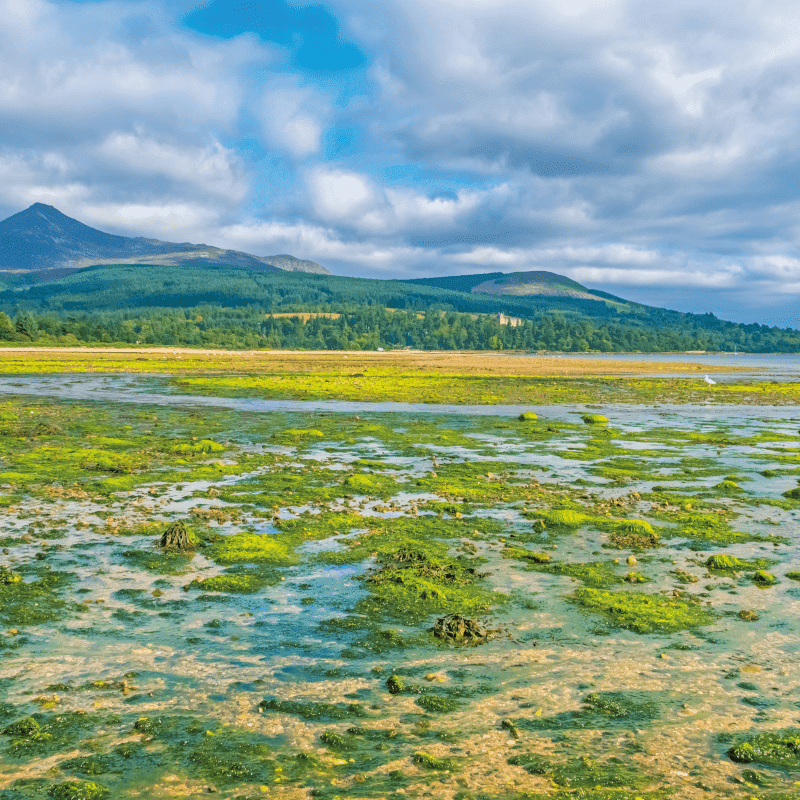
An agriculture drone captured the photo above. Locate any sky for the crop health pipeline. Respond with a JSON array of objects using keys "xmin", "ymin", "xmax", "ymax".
[{"xmin": 1, "ymin": 0, "xmax": 800, "ymax": 325}]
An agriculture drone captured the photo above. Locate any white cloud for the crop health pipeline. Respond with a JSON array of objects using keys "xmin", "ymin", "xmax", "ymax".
[
  {"xmin": 258, "ymin": 81, "xmax": 329, "ymax": 159},
  {"xmin": 95, "ymin": 132, "xmax": 248, "ymax": 202}
]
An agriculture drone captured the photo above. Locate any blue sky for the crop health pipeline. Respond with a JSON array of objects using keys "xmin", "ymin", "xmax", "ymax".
[{"xmin": 1, "ymin": 0, "xmax": 800, "ymax": 325}]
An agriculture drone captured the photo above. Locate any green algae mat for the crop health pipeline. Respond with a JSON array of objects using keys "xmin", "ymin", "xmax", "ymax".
[{"xmin": 0, "ymin": 392, "xmax": 799, "ymax": 799}]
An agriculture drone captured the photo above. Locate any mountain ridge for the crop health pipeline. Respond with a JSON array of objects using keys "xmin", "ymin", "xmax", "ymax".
[
  {"xmin": 0, "ymin": 203, "xmax": 329, "ymax": 277},
  {"xmin": 411, "ymin": 270, "xmax": 631, "ymax": 305}
]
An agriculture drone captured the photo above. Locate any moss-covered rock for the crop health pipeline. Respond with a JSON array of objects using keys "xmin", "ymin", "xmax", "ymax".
[
  {"xmin": 752, "ymin": 570, "xmax": 778, "ymax": 586},
  {"xmin": 386, "ymin": 675, "xmax": 406, "ymax": 694},
  {"xmin": 518, "ymin": 412, "xmax": 538, "ymax": 422}
]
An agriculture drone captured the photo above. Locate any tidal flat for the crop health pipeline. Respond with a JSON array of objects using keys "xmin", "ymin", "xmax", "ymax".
[{"xmin": 0, "ymin": 365, "xmax": 798, "ymax": 799}]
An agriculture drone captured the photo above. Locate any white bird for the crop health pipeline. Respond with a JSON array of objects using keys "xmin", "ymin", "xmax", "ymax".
[{"xmin": 704, "ymin": 375, "xmax": 716, "ymax": 385}]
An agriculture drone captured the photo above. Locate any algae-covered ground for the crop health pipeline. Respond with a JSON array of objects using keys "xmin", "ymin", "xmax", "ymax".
[
  {"xmin": 0, "ymin": 384, "xmax": 798, "ymax": 799},
  {"xmin": 0, "ymin": 348, "xmax": 799, "ymax": 406}
]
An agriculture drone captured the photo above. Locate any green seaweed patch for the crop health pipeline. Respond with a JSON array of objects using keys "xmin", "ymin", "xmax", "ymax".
[
  {"xmin": 271, "ymin": 428, "xmax": 325, "ymax": 444},
  {"xmin": 518, "ymin": 412, "xmax": 538, "ymax": 422},
  {"xmin": 127, "ymin": 715, "xmax": 278, "ymax": 787},
  {"xmin": 753, "ymin": 570, "xmax": 779, "ymax": 586},
  {"xmin": 786, "ymin": 571, "xmax": 800, "ymax": 582},
  {"xmin": 188, "ymin": 727, "xmax": 275, "ymax": 785},
  {"xmin": 503, "ymin": 546, "xmax": 551, "ymax": 564},
  {"xmin": 316, "ymin": 516, "xmax": 498, "ymax": 566},
  {"xmin": 319, "ymin": 730, "xmax": 357, "ymax": 751},
  {"xmin": 650, "ymin": 508, "xmax": 780, "ymax": 546},
  {"xmin": 416, "ymin": 695, "xmax": 460, "ymax": 713},
  {"xmin": 204, "ymin": 532, "xmax": 297, "ymax": 566},
  {"xmin": 604, "ymin": 520, "xmax": 660, "ymax": 549},
  {"xmin": 728, "ymin": 730, "xmax": 800, "ymax": 770},
  {"xmin": 571, "ymin": 588, "xmax": 714, "ymax": 634},
  {"xmin": 412, "ymin": 752, "xmax": 459, "ymax": 771},
  {"xmin": 58, "ymin": 754, "xmax": 121, "ymax": 777},
  {"xmin": 1, "ymin": 712, "xmax": 100, "ymax": 758},
  {"xmin": 342, "ymin": 472, "xmax": 398, "ymax": 497},
  {"xmin": 166, "ymin": 438, "xmax": 225, "ymax": 455},
  {"xmin": 712, "ymin": 479, "xmax": 745, "ymax": 494},
  {"xmin": 704, "ymin": 554, "xmax": 774, "ymax": 572},
  {"xmin": 526, "ymin": 558, "xmax": 629, "ymax": 588},
  {"xmin": 583, "ymin": 692, "xmax": 659, "ymax": 719},
  {"xmin": 318, "ymin": 618, "xmax": 408, "ymax": 655},
  {"xmin": 508, "ymin": 753, "xmax": 646, "ymax": 789},
  {"xmin": 543, "ymin": 509, "xmax": 589, "ymax": 528},
  {"xmin": 120, "ymin": 548, "xmax": 195, "ymax": 575},
  {"xmin": 48, "ymin": 781, "xmax": 110, "ymax": 800},
  {"xmin": 359, "ymin": 544, "xmax": 500, "ymax": 622},
  {"xmin": 517, "ymin": 691, "xmax": 662, "ymax": 733},
  {"xmin": 782, "ymin": 487, "xmax": 800, "ymax": 500},
  {"xmin": 0, "ymin": 569, "xmax": 75, "ymax": 628},
  {"xmin": 258, "ymin": 699, "xmax": 369, "ymax": 720},
  {"xmin": 187, "ymin": 571, "xmax": 277, "ymax": 594}
]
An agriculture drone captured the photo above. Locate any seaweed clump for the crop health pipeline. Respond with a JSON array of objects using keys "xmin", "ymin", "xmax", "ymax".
[
  {"xmin": 431, "ymin": 613, "xmax": 498, "ymax": 645},
  {"xmin": 158, "ymin": 521, "xmax": 196, "ymax": 552},
  {"xmin": 728, "ymin": 730, "xmax": 800, "ymax": 769}
]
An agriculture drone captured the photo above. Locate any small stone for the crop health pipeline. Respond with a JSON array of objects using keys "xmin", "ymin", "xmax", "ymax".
[
  {"xmin": 738, "ymin": 610, "xmax": 759, "ymax": 621},
  {"xmin": 151, "ymin": 588, "xmax": 163, "ymax": 597},
  {"xmin": 626, "ymin": 555, "xmax": 637, "ymax": 566},
  {"xmin": 8, "ymin": 629, "xmax": 17, "ymax": 636}
]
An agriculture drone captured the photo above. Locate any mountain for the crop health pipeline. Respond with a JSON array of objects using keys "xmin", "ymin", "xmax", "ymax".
[
  {"xmin": 0, "ymin": 203, "xmax": 329, "ymax": 280},
  {"xmin": 411, "ymin": 270, "xmax": 629, "ymax": 306},
  {"xmin": 0, "ymin": 261, "xmax": 796, "ymax": 352}
]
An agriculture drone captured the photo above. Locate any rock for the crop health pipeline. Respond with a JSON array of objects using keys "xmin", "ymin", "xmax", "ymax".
[
  {"xmin": 626, "ymin": 555, "xmax": 637, "ymax": 566},
  {"xmin": 501, "ymin": 718, "xmax": 520, "ymax": 739},
  {"xmin": 738, "ymin": 609, "xmax": 759, "ymax": 621}
]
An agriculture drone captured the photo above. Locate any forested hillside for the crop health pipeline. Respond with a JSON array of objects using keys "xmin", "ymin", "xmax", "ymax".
[{"xmin": 0, "ymin": 263, "xmax": 796, "ymax": 352}]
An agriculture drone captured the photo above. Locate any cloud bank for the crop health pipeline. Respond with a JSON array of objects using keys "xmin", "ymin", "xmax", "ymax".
[{"xmin": 1, "ymin": 0, "xmax": 800, "ymax": 324}]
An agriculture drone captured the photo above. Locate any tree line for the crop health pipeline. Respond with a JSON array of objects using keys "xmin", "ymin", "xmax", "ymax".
[{"xmin": 1, "ymin": 304, "xmax": 798, "ymax": 352}]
